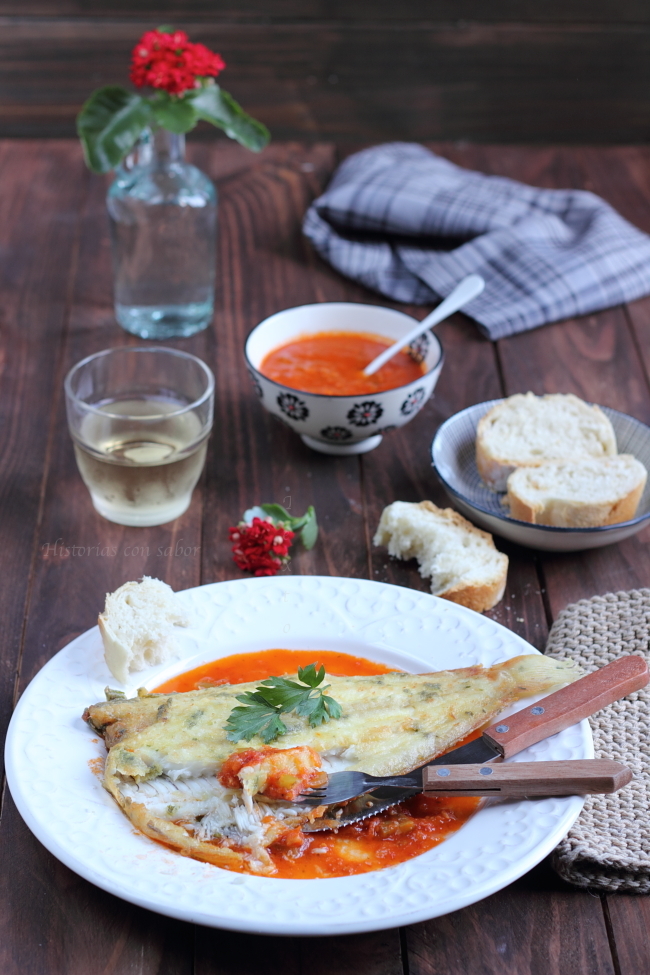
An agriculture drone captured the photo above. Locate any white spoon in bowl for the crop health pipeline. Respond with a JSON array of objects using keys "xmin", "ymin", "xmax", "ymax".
[{"xmin": 362, "ymin": 273, "xmax": 485, "ymax": 377}]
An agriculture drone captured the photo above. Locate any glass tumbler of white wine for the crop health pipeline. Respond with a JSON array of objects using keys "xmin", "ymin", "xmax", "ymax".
[{"xmin": 64, "ymin": 347, "xmax": 214, "ymax": 527}]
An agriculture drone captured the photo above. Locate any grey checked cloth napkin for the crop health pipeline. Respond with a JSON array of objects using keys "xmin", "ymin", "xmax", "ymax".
[{"xmin": 303, "ymin": 143, "xmax": 650, "ymax": 340}]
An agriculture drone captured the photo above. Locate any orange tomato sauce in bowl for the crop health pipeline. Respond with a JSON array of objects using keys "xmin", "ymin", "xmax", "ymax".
[
  {"xmin": 259, "ymin": 331, "xmax": 426, "ymax": 396},
  {"xmin": 155, "ymin": 649, "xmax": 480, "ymax": 879}
]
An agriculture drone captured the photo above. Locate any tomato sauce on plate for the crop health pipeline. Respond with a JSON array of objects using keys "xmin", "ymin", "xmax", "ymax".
[
  {"xmin": 259, "ymin": 331, "xmax": 426, "ymax": 396},
  {"xmin": 155, "ymin": 649, "xmax": 480, "ymax": 879},
  {"xmin": 154, "ymin": 648, "xmax": 394, "ymax": 692}
]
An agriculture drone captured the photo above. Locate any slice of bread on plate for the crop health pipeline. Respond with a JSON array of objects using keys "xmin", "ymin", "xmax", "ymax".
[
  {"xmin": 373, "ymin": 500, "xmax": 508, "ymax": 613},
  {"xmin": 507, "ymin": 455, "xmax": 647, "ymax": 527},
  {"xmin": 476, "ymin": 392, "xmax": 617, "ymax": 491},
  {"xmin": 98, "ymin": 576, "xmax": 190, "ymax": 684}
]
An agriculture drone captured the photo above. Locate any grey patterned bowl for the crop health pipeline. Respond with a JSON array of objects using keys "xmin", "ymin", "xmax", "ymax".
[
  {"xmin": 245, "ymin": 303, "xmax": 444, "ymax": 455},
  {"xmin": 431, "ymin": 399, "xmax": 650, "ymax": 552}
]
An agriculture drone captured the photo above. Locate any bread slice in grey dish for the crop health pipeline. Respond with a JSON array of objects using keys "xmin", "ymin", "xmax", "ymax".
[
  {"xmin": 507, "ymin": 455, "xmax": 647, "ymax": 527},
  {"xmin": 476, "ymin": 392, "xmax": 617, "ymax": 491}
]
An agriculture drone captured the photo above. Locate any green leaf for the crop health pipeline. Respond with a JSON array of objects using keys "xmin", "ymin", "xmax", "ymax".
[
  {"xmin": 259, "ymin": 668, "xmax": 340, "ymax": 728},
  {"xmin": 190, "ymin": 84, "xmax": 270, "ymax": 151},
  {"xmin": 224, "ymin": 692, "xmax": 287, "ymax": 743},
  {"xmin": 77, "ymin": 86, "xmax": 152, "ymax": 173},
  {"xmin": 296, "ymin": 663, "xmax": 325, "ymax": 688},
  {"xmin": 152, "ymin": 95, "xmax": 199, "ymax": 135},
  {"xmin": 293, "ymin": 694, "xmax": 322, "ymax": 719},
  {"xmin": 224, "ymin": 663, "xmax": 342, "ymax": 741},
  {"xmin": 298, "ymin": 506, "xmax": 318, "ymax": 550},
  {"xmin": 259, "ymin": 503, "xmax": 318, "ymax": 549},
  {"xmin": 257, "ymin": 676, "xmax": 310, "ymax": 711},
  {"xmin": 236, "ymin": 690, "xmax": 274, "ymax": 707},
  {"xmin": 323, "ymin": 696, "xmax": 343, "ymax": 721},
  {"xmin": 299, "ymin": 693, "xmax": 342, "ymax": 726},
  {"xmin": 260, "ymin": 503, "xmax": 292, "ymax": 524}
]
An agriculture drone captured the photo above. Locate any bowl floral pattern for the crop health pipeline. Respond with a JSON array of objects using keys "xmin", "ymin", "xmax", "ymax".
[{"xmin": 245, "ymin": 303, "xmax": 444, "ymax": 454}]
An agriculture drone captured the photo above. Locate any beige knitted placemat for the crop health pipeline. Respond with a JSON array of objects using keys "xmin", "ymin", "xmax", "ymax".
[{"xmin": 545, "ymin": 589, "xmax": 650, "ymax": 892}]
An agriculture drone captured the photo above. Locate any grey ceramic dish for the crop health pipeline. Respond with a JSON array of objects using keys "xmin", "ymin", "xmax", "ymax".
[{"xmin": 431, "ymin": 399, "xmax": 650, "ymax": 552}]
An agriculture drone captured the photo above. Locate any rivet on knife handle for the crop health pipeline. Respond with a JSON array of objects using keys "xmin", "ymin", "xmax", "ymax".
[
  {"xmin": 423, "ymin": 759, "xmax": 632, "ymax": 797},
  {"xmin": 482, "ymin": 655, "xmax": 648, "ymax": 760}
]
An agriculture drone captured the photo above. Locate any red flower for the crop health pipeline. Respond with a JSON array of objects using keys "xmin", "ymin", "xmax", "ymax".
[
  {"xmin": 130, "ymin": 29, "xmax": 226, "ymax": 96},
  {"xmin": 229, "ymin": 517, "xmax": 295, "ymax": 577}
]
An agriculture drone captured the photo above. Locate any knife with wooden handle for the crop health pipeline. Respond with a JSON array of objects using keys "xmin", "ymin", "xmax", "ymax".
[
  {"xmin": 422, "ymin": 759, "xmax": 632, "ymax": 797},
  {"xmin": 480, "ymin": 655, "xmax": 648, "ymax": 760},
  {"xmin": 304, "ymin": 654, "xmax": 647, "ymax": 830},
  {"xmin": 425, "ymin": 653, "xmax": 648, "ymax": 768}
]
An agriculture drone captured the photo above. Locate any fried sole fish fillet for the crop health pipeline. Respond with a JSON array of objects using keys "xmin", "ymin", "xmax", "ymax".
[{"xmin": 84, "ymin": 654, "xmax": 576, "ymax": 874}]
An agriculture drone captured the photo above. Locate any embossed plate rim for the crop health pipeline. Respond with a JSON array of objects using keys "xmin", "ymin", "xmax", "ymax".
[{"xmin": 5, "ymin": 576, "xmax": 590, "ymax": 935}]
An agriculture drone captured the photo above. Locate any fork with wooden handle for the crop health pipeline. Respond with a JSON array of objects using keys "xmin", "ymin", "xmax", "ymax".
[
  {"xmin": 299, "ymin": 655, "xmax": 647, "ymax": 806},
  {"xmin": 422, "ymin": 759, "xmax": 631, "ymax": 797}
]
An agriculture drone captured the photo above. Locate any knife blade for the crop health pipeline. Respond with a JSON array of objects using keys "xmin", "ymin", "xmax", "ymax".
[{"xmin": 303, "ymin": 653, "xmax": 648, "ymax": 830}]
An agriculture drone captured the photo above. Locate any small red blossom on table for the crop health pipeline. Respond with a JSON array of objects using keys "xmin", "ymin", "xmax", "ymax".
[
  {"xmin": 229, "ymin": 518, "xmax": 295, "ymax": 577},
  {"xmin": 229, "ymin": 504, "xmax": 318, "ymax": 577}
]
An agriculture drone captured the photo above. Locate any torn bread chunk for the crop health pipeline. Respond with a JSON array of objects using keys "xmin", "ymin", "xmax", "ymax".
[
  {"xmin": 476, "ymin": 392, "xmax": 617, "ymax": 491},
  {"xmin": 98, "ymin": 576, "xmax": 190, "ymax": 684},
  {"xmin": 507, "ymin": 455, "xmax": 647, "ymax": 527},
  {"xmin": 373, "ymin": 500, "xmax": 508, "ymax": 612}
]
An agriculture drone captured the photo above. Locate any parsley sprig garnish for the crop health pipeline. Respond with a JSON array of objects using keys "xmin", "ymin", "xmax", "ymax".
[{"xmin": 224, "ymin": 663, "xmax": 342, "ymax": 744}]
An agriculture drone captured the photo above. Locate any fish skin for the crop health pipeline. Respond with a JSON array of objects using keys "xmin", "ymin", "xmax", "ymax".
[
  {"xmin": 88, "ymin": 655, "xmax": 576, "ymax": 781},
  {"xmin": 84, "ymin": 654, "xmax": 577, "ymax": 872}
]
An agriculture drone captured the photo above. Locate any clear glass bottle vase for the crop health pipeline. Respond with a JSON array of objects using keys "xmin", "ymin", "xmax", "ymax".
[{"xmin": 107, "ymin": 127, "xmax": 217, "ymax": 340}]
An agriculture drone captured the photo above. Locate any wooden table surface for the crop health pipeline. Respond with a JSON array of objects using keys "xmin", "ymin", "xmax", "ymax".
[{"xmin": 1, "ymin": 138, "xmax": 649, "ymax": 974}]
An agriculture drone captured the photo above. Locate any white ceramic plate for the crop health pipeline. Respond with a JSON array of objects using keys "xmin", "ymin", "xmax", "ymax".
[
  {"xmin": 5, "ymin": 576, "xmax": 590, "ymax": 936},
  {"xmin": 432, "ymin": 400, "xmax": 650, "ymax": 552}
]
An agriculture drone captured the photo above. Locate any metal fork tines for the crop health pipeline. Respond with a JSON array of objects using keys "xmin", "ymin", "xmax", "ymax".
[{"xmin": 299, "ymin": 769, "xmax": 422, "ymax": 806}]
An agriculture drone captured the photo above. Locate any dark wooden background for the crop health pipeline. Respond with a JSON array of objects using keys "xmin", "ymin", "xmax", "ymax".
[
  {"xmin": 0, "ymin": 0, "xmax": 649, "ymax": 142},
  {"xmin": 1, "ymin": 2, "xmax": 650, "ymax": 970}
]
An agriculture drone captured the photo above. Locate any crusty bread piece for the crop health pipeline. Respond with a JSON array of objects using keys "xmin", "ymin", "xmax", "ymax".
[
  {"xmin": 476, "ymin": 393, "xmax": 617, "ymax": 491},
  {"xmin": 373, "ymin": 500, "xmax": 508, "ymax": 612},
  {"xmin": 98, "ymin": 576, "xmax": 190, "ymax": 684},
  {"xmin": 507, "ymin": 455, "xmax": 647, "ymax": 527}
]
